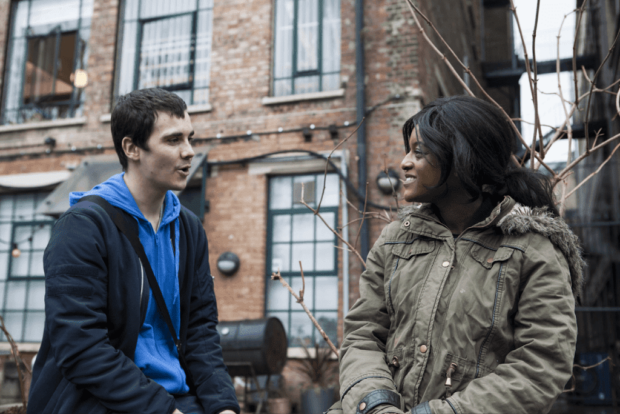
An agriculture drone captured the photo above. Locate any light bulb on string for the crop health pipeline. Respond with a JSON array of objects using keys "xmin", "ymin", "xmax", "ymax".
[{"xmin": 11, "ymin": 243, "xmax": 20, "ymax": 258}]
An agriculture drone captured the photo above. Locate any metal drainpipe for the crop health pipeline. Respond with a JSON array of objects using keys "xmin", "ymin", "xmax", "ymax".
[{"xmin": 355, "ymin": 0, "xmax": 369, "ymax": 261}]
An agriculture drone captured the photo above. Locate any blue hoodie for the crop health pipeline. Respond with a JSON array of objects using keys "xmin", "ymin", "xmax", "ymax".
[{"xmin": 69, "ymin": 173, "xmax": 189, "ymax": 394}]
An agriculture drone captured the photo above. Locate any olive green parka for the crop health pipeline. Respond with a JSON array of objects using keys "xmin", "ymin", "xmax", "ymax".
[{"xmin": 329, "ymin": 197, "xmax": 582, "ymax": 414}]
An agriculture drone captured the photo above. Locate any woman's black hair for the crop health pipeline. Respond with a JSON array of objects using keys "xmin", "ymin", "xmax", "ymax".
[{"xmin": 402, "ymin": 95, "xmax": 558, "ymax": 215}]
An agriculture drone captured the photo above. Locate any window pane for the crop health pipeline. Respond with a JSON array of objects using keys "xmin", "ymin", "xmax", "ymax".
[
  {"xmin": 32, "ymin": 224, "xmax": 51, "ymax": 249},
  {"xmin": 29, "ymin": 251, "xmax": 44, "ymax": 277},
  {"xmin": 315, "ymin": 242, "xmax": 335, "ymax": 271},
  {"xmin": 272, "ymin": 215, "xmax": 291, "ymax": 242},
  {"xmin": 14, "ymin": 225, "xmax": 33, "ymax": 251},
  {"xmin": 11, "ymin": 251, "xmax": 30, "ymax": 277},
  {"xmin": 274, "ymin": 79, "xmax": 292, "ymax": 97},
  {"xmin": 27, "ymin": 281, "xmax": 45, "ymax": 310},
  {"xmin": 291, "ymin": 276, "xmax": 314, "ymax": 309},
  {"xmin": 322, "ymin": 0, "xmax": 341, "ymax": 73},
  {"xmin": 274, "ymin": 0, "xmax": 294, "ymax": 79},
  {"xmin": 290, "ymin": 311, "xmax": 313, "ymax": 347},
  {"xmin": 194, "ymin": 10, "xmax": 213, "ymax": 89},
  {"xmin": 2, "ymin": 312, "xmax": 24, "ymax": 342},
  {"xmin": 315, "ymin": 311, "xmax": 338, "ymax": 346},
  {"xmin": 5, "ymin": 281, "xmax": 27, "ymax": 310},
  {"xmin": 316, "ymin": 174, "xmax": 339, "ymax": 207},
  {"xmin": 0, "ymin": 253, "xmax": 8, "ymax": 280},
  {"xmin": 315, "ymin": 277, "xmax": 337, "ymax": 309},
  {"xmin": 270, "ymin": 177, "xmax": 292, "ymax": 210},
  {"xmin": 24, "ymin": 311, "xmax": 45, "ymax": 342},
  {"xmin": 140, "ymin": 0, "xmax": 197, "ymax": 19},
  {"xmin": 0, "ymin": 224, "xmax": 12, "ymax": 247},
  {"xmin": 192, "ymin": 87, "xmax": 210, "ymax": 105},
  {"xmin": 138, "ymin": 14, "xmax": 193, "ymax": 89},
  {"xmin": 0, "ymin": 282, "xmax": 6, "ymax": 309},
  {"xmin": 267, "ymin": 278, "xmax": 290, "ymax": 310},
  {"xmin": 292, "ymin": 214, "xmax": 314, "ymax": 242},
  {"xmin": 293, "ymin": 175, "xmax": 315, "ymax": 208},
  {"xmin": 322, "ymin": 73, "xmax": 340, "ymax": 91},
  {"xmin": 124, "ymin": 0, "xmax": 140, "ymax": 20},
  {"xmin": 296, "ymin": 0, "xmax": 319, "ymax": 72},
  {"xmin": 14, "ymin": 194, "xmax": 34, "ymax": 222},
  {"xmin": 117, "ymin": 21, "xmax": 138, "ymax": 95},
  {"xmin": 316, "ymin": 213, "xmax": 335, "ymax": 241},
  {"xmin": 294, "ymin": 75, "xmax": 320, "ymax": 95},
  {"xmin": 292, "ymin": 242, "xmax": 314, "ymax": 271},
  {"xmin": 272, "ymin": 244, "xmax": 290, "ymax": 272}
]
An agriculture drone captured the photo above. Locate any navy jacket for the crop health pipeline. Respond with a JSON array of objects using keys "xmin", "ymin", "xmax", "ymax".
[{"xmin": 28, "ymin": 200, "xmax": 240, "ymax": 414}]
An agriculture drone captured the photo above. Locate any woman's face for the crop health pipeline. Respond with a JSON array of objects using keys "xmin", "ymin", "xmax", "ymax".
[{"xmin": 400, "ymin": 128, "xmax": 446, "ymax": 203}]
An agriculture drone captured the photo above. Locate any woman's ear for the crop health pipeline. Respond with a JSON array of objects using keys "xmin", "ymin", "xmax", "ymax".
[{"xmin": 122, "ymin": 136, "xmax": 140, "ymax": 162}]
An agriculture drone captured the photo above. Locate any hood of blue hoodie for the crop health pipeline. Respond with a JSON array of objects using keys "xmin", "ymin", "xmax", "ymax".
[
  {"xmin": 69, "ymin": 172, "xmax": 180, "ymax": 226},
  {"xmin": 69, "ymin": 173, "xmax": 189, "ymax": 394}
]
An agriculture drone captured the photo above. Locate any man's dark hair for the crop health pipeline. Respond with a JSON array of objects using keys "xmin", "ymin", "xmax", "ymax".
[
  {"xmin": 402, "ymin": 95, "xmax": 558, "ymax": 215},
  {"xmin": 111, "ymin": 88, "xmax": 187, "ymax": 170}
]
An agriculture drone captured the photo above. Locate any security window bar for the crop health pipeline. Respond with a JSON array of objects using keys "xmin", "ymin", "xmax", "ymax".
[
  {"xmin": 273, "ymin": 0, "xmax": 341, "ymax": 97},
  {"xmin": 265, "ymin": 174, "xmax": 340, "ymax": 347},
  {"xmin": 2, "ymin": 0, "xmax": 94, "ymax": 125},
  {"xmin": 117, "ymin": 0, "xmax": 214, "ymax": 105},
  {"xmin": 0, "ymin": 192, "xmax": 54, "ymax": 343}
]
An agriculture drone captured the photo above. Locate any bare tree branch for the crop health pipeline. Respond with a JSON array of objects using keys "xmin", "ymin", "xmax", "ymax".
[
  {"xmin": 271, "ymin": 269, "xmax": 339, "ymax": 357},
  {"xmin": 0, "ymin": 315, "xmax": 29, "ymax": 408},
  {"xmin": 573, "ymin": 0, "xmax": 589, "ymax": 107},
  {"xmin": 584, "ymin": 27, "xmax": 620, "ymax": 152},
  {"xmin": 316, "ymin": 118, "xmax": 366, "ymax": 212},
  {"xmin": 564, "ymin": 142, "xmax": 620, "ymax": 199}
]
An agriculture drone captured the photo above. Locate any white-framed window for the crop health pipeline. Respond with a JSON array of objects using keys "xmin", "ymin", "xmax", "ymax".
[
  {"xmin": 2, "ymin": 0, "xmax": 94, "ymax": 125},
  {"xmin": 272, "ymin": 0, "xmax": 341, "ymax": 97},
  {"xmin": 265, "ymin": 173, "xmax": 340, "ymax": 347},
  {"xmin": 116, "ymin": 0, "xmax": 214, "ymax": 105}
]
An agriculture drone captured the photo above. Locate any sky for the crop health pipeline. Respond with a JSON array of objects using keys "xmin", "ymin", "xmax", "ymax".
[{"xmin": 512, "ymin": 0, "xmax": 578, "ymax": 164}]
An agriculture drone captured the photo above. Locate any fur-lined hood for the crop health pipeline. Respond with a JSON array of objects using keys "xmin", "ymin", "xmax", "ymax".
[{"xmin": 399, "ymin": 201, "xmax": 585, "ymax": 299}]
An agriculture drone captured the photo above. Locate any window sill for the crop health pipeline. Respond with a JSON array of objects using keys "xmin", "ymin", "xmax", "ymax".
[
  {"xmin": 0, "ymin": 342, "xmax": 40, "ymax": 353},
  {"xmin": 287, "ymin": 347, "xmax": 338, "ymax": 360},
  {"xmin": 261, "ymin": 88, "xmax": 345, "ymax": 106},
  {"xmin": 99, "ymin": 103, "xmax": 212, "ymax": 124},
  {"xmin": 0, "ymin": 117, "xmax": 87, "ymax": 134}
]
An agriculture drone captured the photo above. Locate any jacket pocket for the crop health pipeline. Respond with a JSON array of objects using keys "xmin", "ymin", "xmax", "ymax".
[
  {"xmin": 386, "ymin": 238, "xmax": 435, "ymax": 315},
  {"xmin": 470, "ymin": 245, "xmax": 514, "ymax": 269},
  {"xmin": 440, "ymin": 353, "xmax": 478, "ymax": 397}
]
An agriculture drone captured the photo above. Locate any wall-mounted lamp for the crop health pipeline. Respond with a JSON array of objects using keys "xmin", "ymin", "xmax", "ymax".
[
  {"xmin": 328, "ymin": 124, "xmax": 338, "ymax": 140},
  {"xmin": 217, "ymin": 252, "xmax": 240, "ymax": 276},
  {"xmin": 71, "ymin": 69, "xmax": 88, "ymax": 88},
  {"xmin": 44, "ymin": 136, "xmax": 56, "ymax": 148},
  {"xmin": 376, "ymin": 169, "xmax": 401, "ymax": 195},
  {"xmin": 302, "ymin": 127, "xmax": 312, "ymax": 142}
]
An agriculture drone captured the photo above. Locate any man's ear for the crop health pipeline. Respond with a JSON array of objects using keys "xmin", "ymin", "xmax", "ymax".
[{"xmin": 121, "ymin": 136, "xmax": 140, "ymax": 162}]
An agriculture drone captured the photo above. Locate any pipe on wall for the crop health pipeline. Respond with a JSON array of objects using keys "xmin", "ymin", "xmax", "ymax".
[{"xmin": 355, "ymin": 0, "xmax": 369, "ymax": 261}]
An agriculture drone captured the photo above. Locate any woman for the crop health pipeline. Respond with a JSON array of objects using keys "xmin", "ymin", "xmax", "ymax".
[{"xmin": 328, "ymin": 96, "xmax": 582, "ymax": 414}]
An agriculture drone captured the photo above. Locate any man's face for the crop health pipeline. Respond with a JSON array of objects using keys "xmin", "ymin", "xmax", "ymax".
[{"xmin": 135, "ymin": 111, "xmax": 195, "ymax": 193}]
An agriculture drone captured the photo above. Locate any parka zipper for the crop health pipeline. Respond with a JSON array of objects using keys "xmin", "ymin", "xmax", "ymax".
[{"xmin": 475, "ymin": 263, "xmax": 504, "ymax": 378}]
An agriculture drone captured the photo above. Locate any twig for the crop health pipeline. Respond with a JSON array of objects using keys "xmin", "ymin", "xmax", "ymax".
[
  {"xmin": 316, "ymin": 118, "xmax": 366, "ymax": 212},
  {"xmin": 0, "ymin": 315, "xmax": 29, "ymax": 408},
  {"xmin": 530, "ymin": 0, "xmax": 545, "ymax": 160},
  {"xmin": 583, "ymin": 27, "xmax": 620, "ymax": 152},
  {"xmin": 405, "ymin": 0, "xmax": 556, "ymax": 177},
  {"xmin": 564, "ymin": 142, "xmax": 620, "ymax": 200},
  {"xmin": 354, "ymin": 182, "xmax": 369, "ymax": 249},
  {"xmin": 404, "ymin": 0, "xmax": 475, "ymax": 97},
  {"xmin": 573, "ymin": 0, "xmax": 589, "ymax": 107},
  {"xmin": 564, "ymin": 356, "xmax": 612, "ymax": 393},
  {"xmin": 559, "ymin": 132, "xmax": 620, "ymax": 180},
  {"xmin": 271, "ymin": 270, "xmax": 339, "ymax": 357},
  {"xmin": 298, "ymin": 261, "xmax": 305, "ymax": 303},
  {"xmin": 616, "ymin": 88, "xmax": 620, "ymax": 117},
  {"xmin": 301, "ymin": 183, "xmax": 366, "ymax": 268}
]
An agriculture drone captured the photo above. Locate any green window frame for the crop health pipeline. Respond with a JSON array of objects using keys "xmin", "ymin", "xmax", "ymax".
[
  {"xmin": 272, "ymin": 0, "xmax": 341, "ymax": 97},
  {"xmin": 265, "ymin": 173, "xmax": 340, "ymax": 348},
  {"xmin": 0, "ymin": 192, "xmax": 54, "ymax": 343},
  {"xmin": 116, "ymin": 0, "xmax": 214, "ymax": 105}
]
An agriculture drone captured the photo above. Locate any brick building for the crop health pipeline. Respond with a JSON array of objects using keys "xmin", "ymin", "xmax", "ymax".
[{"xmin": 0, "ymin": 0, "xmax": 514, "ymax": 408}]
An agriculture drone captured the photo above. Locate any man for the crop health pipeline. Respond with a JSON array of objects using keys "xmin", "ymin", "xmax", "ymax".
[{"xmin": 28, "ymin": 88, "xmax": 239, "ymax": 414}]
